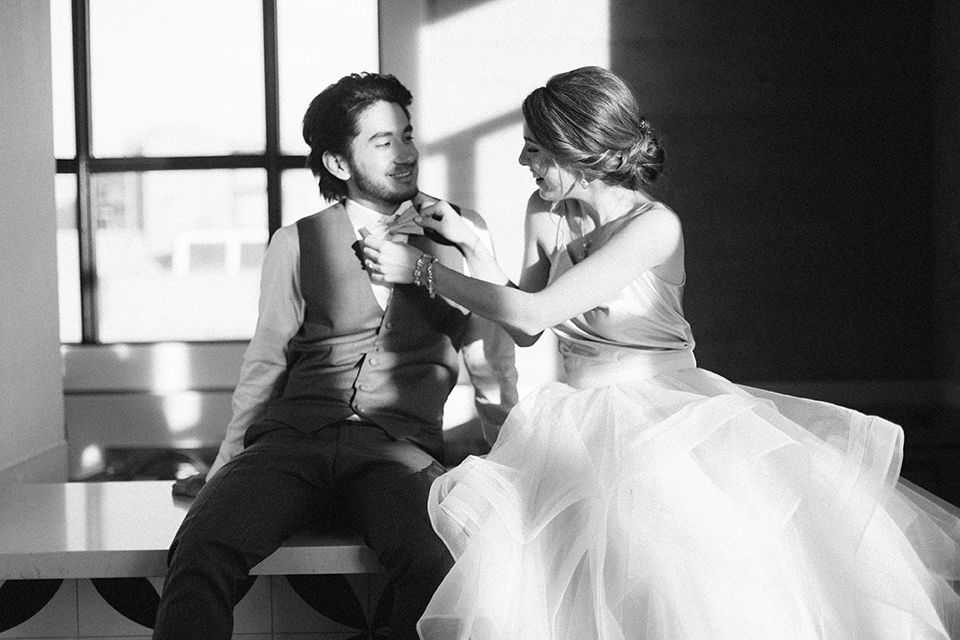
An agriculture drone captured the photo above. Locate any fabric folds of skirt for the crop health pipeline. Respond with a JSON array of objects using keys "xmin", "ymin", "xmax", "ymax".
[{"xmin": 417, "ymin": 367, "xmax": 960, "ymax": 640}]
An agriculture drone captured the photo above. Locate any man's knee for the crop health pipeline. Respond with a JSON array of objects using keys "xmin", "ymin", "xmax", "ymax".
[{"xmin": 377, "ymin": 527, "xmax": 453, "ymax": 584}]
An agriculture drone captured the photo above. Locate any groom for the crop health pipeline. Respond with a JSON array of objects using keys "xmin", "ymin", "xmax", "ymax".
[{"xmin": 152, "ymin": 72, "xmax": 518, "ymax": 640}]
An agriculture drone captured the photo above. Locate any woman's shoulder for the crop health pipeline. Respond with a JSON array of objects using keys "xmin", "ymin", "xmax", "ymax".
[
  {"xmin": 617, "ymin": 200, "xmax": 680, "ymax": 235},
  {"xmin": 633, "ymin": 199, "xmax": 676, "ymax": 219},
  {"xmin": 616, "ymin": 200, "xmax": 685, "ymax": 283},
  {"xmin": 523, "ymin": 192, "xmax": 565, "ymax": 240},
  {"xmin": 521, "ymin": 191, "xmax": 554, "ymax": 224},
  {"xmin": 524, "ymin": 190, "xmax": 551, "ymax": 214}
]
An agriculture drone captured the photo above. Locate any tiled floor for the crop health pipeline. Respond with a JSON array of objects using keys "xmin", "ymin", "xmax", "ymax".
[{"xmin": 0, "ymin": 573, "xmax": 391, "ymax": 639}]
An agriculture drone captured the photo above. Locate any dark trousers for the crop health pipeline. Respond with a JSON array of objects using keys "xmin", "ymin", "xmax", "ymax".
[{"xmin": 152, "ymin": 422, "xmax": 453, "ymax": 640}]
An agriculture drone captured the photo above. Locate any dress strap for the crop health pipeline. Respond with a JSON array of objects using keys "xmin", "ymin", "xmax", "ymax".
[{"xmin": 606, "ymin": 201, "xmax": 658, "ymax": 235}]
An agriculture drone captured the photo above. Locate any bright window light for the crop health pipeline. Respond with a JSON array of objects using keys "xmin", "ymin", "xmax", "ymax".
[{"xmin": 88, "ymin": 0, "xmax": 265, "ymax": 157}]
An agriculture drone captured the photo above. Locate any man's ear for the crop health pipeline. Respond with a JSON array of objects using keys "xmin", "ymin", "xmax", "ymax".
[{"xmin": 322, "ymin": 151, "xmax": 351, "ymax": 181}]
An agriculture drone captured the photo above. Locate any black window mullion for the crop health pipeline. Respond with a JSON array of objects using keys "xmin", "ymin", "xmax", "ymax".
[
  {"xmin": 279, "ymin": 155, "xmax": 307, "ymax": 170},
  {"xmin": 60, "ymin": 0, "xmax": 311, "ymax": 344},
  {"xmin": 72, "ymin": 0, "xmax": 97, "ymax": 343},
  {"xmin": 263, "ymin": 0, "xmax": 282, "ymax": 238},
  {"xmin": 87, "ymin": 155, "xmax": 269, "ymax": 173}
]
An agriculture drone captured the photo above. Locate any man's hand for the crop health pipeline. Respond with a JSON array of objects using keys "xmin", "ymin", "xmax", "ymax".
[{"xmin": 172, "ymin": 472, "xmax": 206, "ymax": 499}]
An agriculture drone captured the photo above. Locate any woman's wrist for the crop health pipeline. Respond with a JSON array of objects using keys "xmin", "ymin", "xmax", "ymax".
[
  {"xmin": 412, "ymin": 253, "xmax": 439, "ymax": 298},
  {"xmin": 458, "ymin": 233, "xmax": 482, "ymax": 258}
]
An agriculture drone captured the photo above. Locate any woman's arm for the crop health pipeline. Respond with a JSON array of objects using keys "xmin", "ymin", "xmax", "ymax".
[
  {"xmin": 409, "ymin": 192, "xmax": 554, "ymax": 345},
  {"xmin": 364, "ymin": 196, "xmax": 682, "ymax": 342},
  {"xmin": 440, "ymin": 193, "xmax": 557, "ymax": 345},
  {"xmin": 413, "ymin": 193, "xmax": 511, "ymax": 287},
  {"xmin": 504, "ymin": 194, "xmax": 557, "ymax": 345}
]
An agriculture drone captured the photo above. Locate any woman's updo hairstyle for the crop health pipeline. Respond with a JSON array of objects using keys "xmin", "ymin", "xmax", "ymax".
[{"xmin": 522, "ymin": 66, "xmax": 664, "ymax": 189}]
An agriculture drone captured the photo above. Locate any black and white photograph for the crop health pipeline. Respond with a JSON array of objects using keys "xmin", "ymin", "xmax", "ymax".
[{"xmin": 1, "ymin": 1, "xmax": 958, "ymax": 638}]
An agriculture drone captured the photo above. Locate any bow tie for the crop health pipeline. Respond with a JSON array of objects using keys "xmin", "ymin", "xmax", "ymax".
[
  {"xmin": 363, "ymin": 207, "xmax": 424, "ymax": 239},
  {"xmin": 385, "ymin": 207, "xmax": 425, "ymax": 235}
]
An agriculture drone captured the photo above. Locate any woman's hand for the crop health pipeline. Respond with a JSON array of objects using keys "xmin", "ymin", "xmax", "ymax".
[
  {"xmin": 360, "ymin": 232, "xmax": 422, "ymax": 284},
  {"xmin": 413, "ymin": 193, "xmax": 480, "ymax": 250}
]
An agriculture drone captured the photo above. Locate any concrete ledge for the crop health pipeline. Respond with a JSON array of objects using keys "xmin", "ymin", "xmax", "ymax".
[
  {"xmin": 0, "ymin": 480, "xmax": 381, "ymax": 580},
  {"xmin": 0, "ymin": 440, "xmax": 68, "ymax": 484}
]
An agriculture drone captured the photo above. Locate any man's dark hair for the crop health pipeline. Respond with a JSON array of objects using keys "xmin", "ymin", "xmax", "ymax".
[{"xmin": 302, "ymin": 72, "xmax": 413, "ymax": 202}]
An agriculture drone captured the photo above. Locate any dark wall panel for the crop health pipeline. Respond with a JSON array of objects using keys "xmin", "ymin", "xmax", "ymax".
[{"xmin": 609, "ymin": 0, "xmax": 935, "ymax": 382}]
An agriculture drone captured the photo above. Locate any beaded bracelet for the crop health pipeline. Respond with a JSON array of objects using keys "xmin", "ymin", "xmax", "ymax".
[
  {"xmin": 413, "ymin": 253, "xmax": 439, "ymax": 298},
  {"xmin": 412, "ymin": 253, "xmax": 429, "ymax": 286},
  {"xmin": 424, "ymin": 255, "xmax": 438, "ymax": 298}
]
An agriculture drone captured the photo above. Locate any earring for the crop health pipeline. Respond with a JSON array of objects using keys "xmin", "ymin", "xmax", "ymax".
[{"xmin": 579, "ymin": 177, "xmax": 589, "ymax": 189}]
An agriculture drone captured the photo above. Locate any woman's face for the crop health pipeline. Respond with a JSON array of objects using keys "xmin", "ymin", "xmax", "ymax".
[{"xmin": 518, "ymin": 121, "xmax": 578, "ymax": 201}]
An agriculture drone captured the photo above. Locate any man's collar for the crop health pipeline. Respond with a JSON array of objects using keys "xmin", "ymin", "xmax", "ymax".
[
  {"xmin": 345, "ymin": 197, "xmax": 410, "ymax": 219},
  {"xmin": 346, "ymin": 198, "xmax": 421, "ymax": 238}
]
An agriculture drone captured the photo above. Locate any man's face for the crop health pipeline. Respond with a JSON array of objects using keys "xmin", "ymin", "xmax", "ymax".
[{"xmin": 344, "ymin": 100, "xmax": 419, "ymax": 214}]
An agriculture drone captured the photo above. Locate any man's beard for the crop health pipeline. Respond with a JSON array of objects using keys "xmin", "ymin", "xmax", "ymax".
[{"xmin": 352, "ymin": 163, "xmax": 419, "ymax": 205}]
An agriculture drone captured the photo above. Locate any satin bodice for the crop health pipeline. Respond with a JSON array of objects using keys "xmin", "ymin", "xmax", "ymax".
[{"xmin": 548, "ymin": 204, "xmax": 697, "ymax": 386}]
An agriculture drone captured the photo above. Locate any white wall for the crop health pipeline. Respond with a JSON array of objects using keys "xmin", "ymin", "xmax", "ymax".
[{"xmin": 0, "ymin": 1, "xmax": 68, "ymax": 482}]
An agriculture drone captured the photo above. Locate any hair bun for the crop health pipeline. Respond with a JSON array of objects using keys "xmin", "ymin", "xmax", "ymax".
[{"xmin": 625, "ymin": 124, "xmax": 664, "ymax": 185}]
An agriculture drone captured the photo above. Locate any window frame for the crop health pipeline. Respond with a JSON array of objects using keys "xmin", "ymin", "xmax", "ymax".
[{"xmin": 59, "ymin": 0, "xmax": 309, "ymax": 344}]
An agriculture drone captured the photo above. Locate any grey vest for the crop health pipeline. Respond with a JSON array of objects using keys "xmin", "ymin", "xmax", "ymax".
[{"xmin": 262, "ymin": 203, "xmax": 468, "ymax": 459}]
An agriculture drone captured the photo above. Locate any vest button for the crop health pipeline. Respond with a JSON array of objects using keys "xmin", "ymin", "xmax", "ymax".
[{"xmin": 369, "ymin": 357, "xmax": 379, "ymax": 366}]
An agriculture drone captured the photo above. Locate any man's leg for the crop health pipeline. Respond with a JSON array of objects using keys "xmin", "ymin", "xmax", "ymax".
[
  {"xmin": 153, "ymin": 432, "xmax": 332, "ymax": 640},
  {"xmin": 337, "ymin": 426, "xmax": 454, "ymax": 640}
]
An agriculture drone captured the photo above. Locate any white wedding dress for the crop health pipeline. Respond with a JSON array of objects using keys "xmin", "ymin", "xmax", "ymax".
[{"xmin": 417, "ymin": 208, "xmax": 960, "ymax": 640}]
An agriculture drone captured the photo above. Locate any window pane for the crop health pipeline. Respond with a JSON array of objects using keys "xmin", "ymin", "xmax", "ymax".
[
  {"xmin": 93, "ymin": 170, "xmax": 267, "ymax": 342},
  {"xmin": 277, "ymin": 0, "xmax": 379, "ymax": 155},
  {"xmin": 281, "ymin": 168, "xmax": 330, "ymax": 226},
  {"xmin": 89, "ymin": 0, "xmax": 265, "ymax": 157},
  {"xmin": 50, "ymin": 0, "xmax": 75, "ymax": 158},
  {"xmin": 56, "ymin": 175, "xmax": 81, "ymax": 343}
]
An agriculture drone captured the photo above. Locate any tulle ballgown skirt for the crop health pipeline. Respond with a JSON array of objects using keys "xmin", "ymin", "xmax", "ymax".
[{"xmin": 417, "ymin": 365, "xmax": 960, "ymax": 640}]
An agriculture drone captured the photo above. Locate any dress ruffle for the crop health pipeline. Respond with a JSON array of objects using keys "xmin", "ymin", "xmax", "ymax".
[{"xmin": 418, "ymin": 368, "xmax": 960, "ymax": 640}]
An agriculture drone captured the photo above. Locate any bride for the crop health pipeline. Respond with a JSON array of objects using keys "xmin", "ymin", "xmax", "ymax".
[{"xmin": 362, "ymin": 66, "xmax": 960, "ymax": 639}]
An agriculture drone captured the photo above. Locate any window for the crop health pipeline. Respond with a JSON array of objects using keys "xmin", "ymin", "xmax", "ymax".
[{"xmin": 52, "ymin": 0, "xmax": 379, "ymax": 343}]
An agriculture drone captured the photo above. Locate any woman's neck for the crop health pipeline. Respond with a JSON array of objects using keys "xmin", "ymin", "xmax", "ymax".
[{"xmin": 576, "ymin": 184, "xmax": 650, "ymax": 228}]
